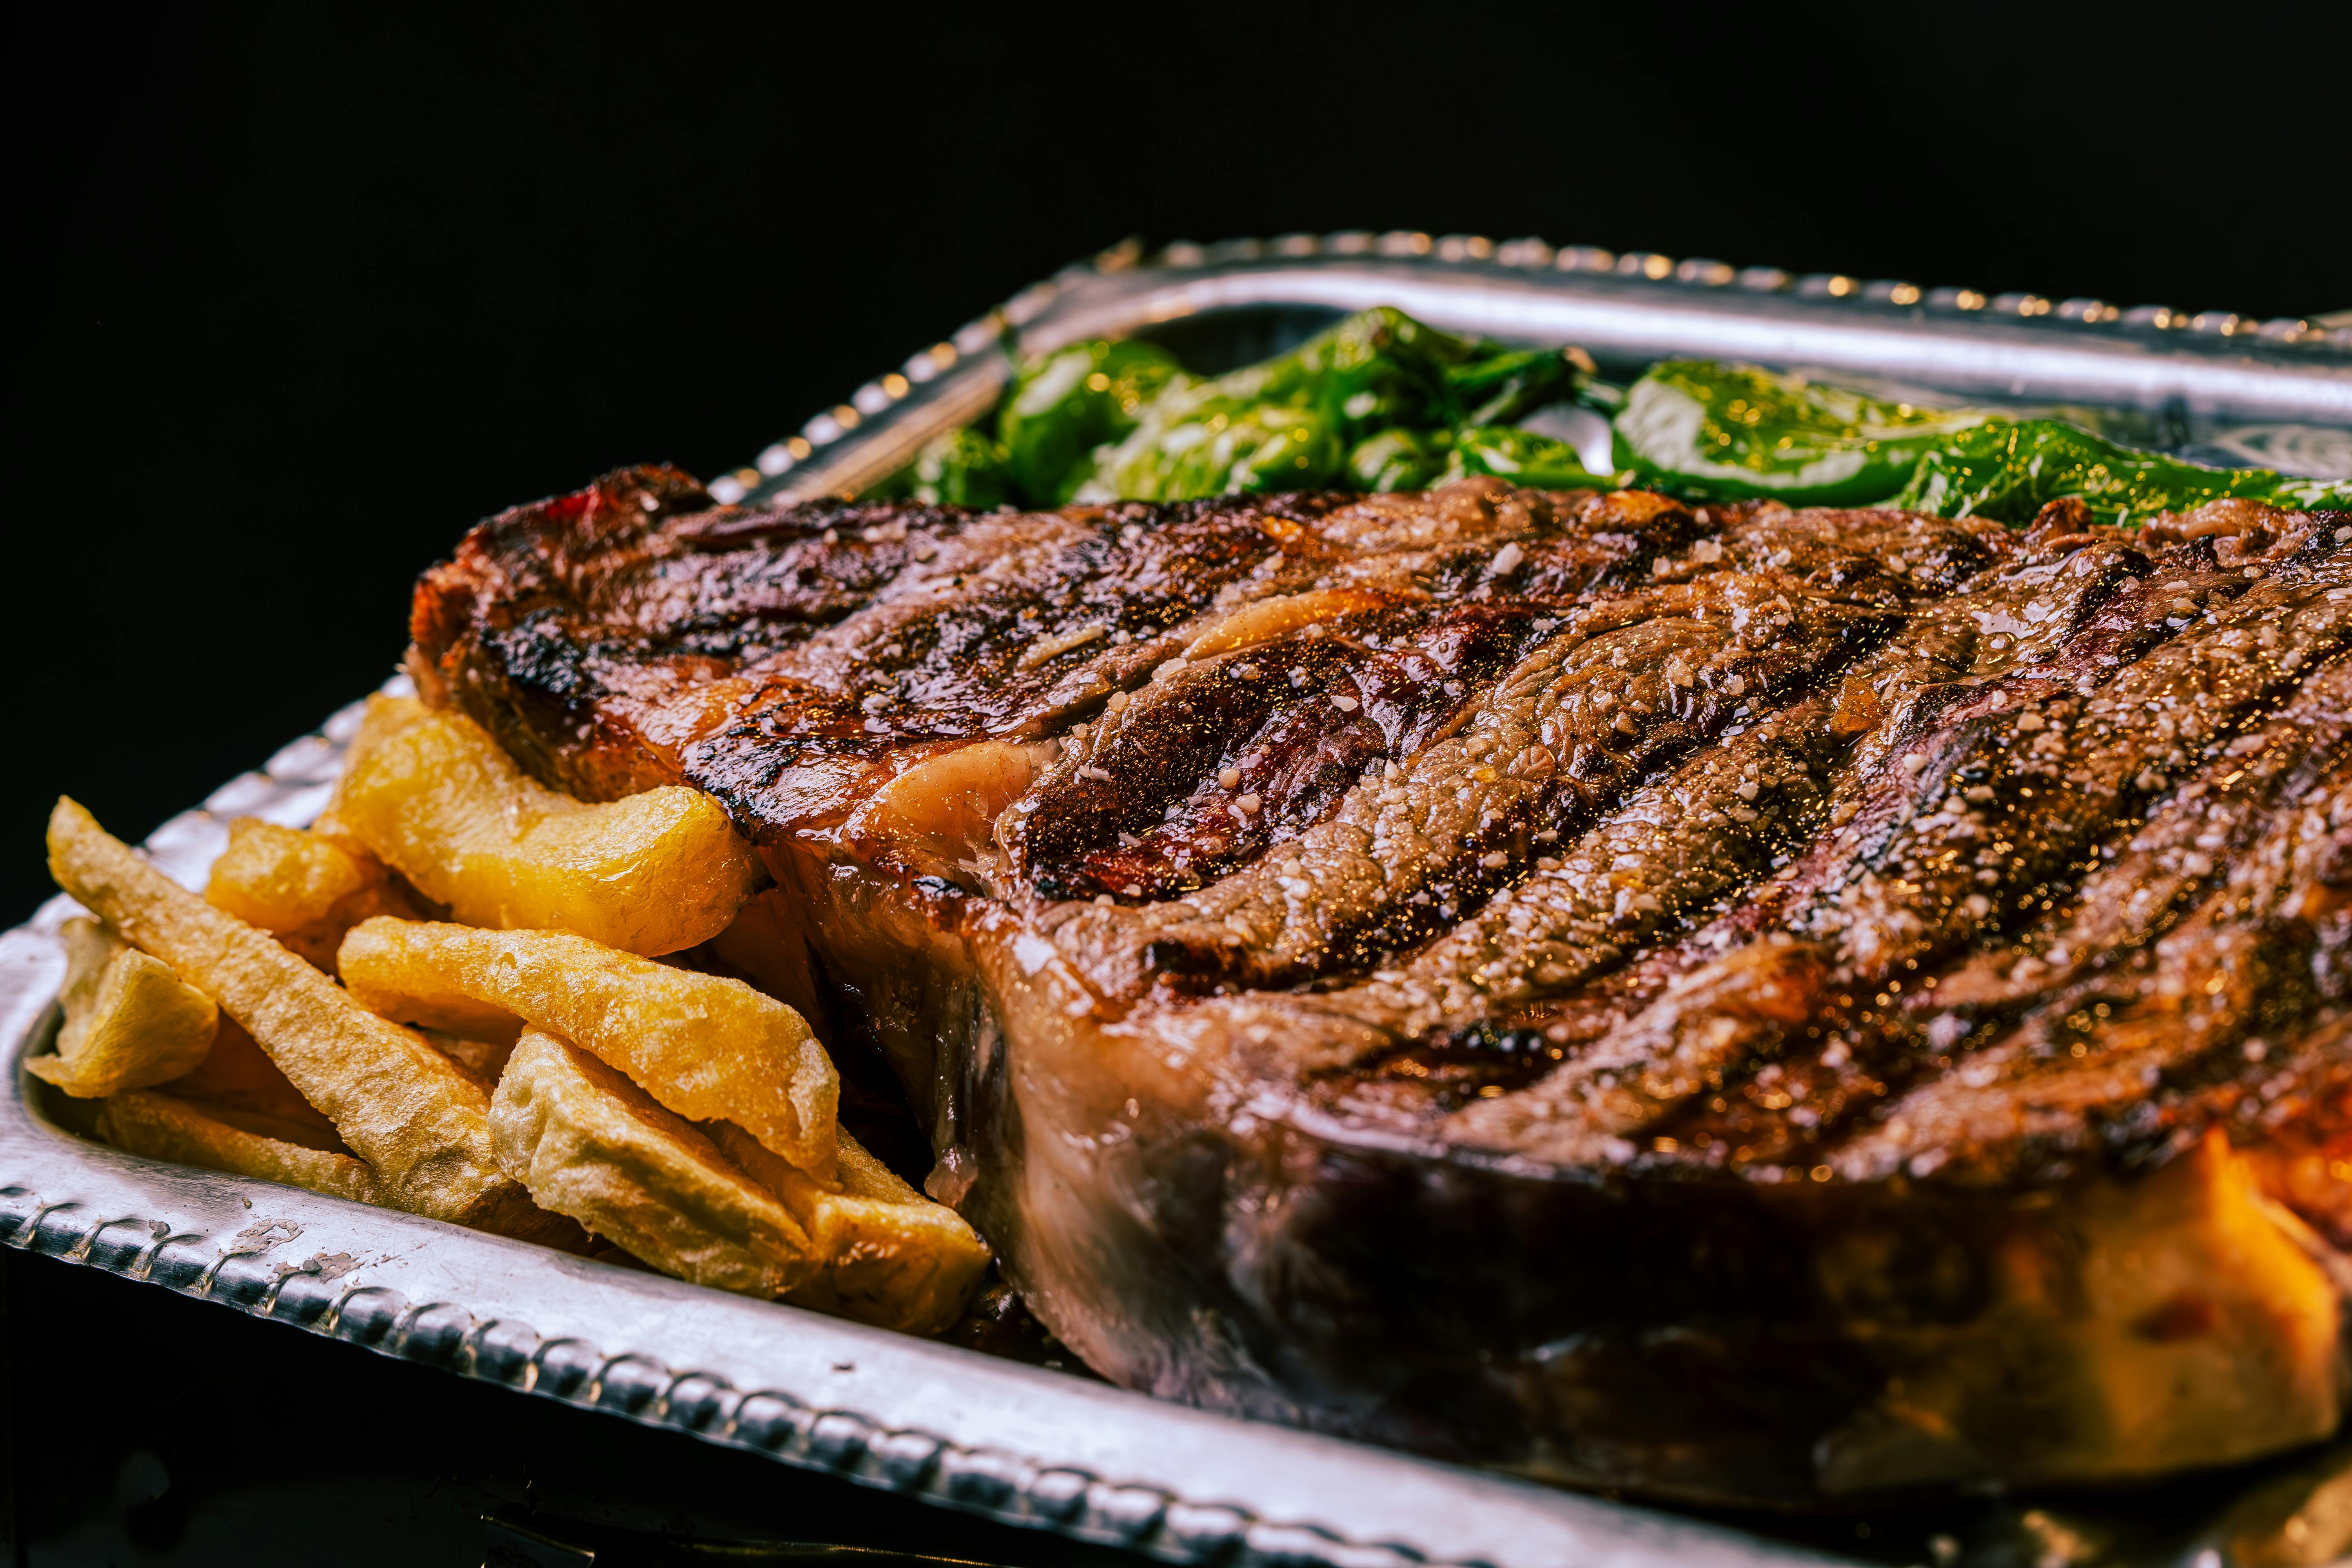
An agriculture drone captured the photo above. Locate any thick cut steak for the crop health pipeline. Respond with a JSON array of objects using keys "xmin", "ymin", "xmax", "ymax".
[{"xmin": 412, "ymin": 468, "xmax": 2352, "ymax": 1506}]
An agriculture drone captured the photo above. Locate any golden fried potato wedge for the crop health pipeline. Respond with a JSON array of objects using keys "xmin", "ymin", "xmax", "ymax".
[
  {"xmin": 99, "ymin": 1090, "xmax": 379, "ymax": 1203},
  {"xmin": 335, "ymin": 697, "xmax": 762, "ymax": 955},
  {"xmin": 47, "ymin": 798, "xmax": 541, "ymax": 1234},
  {"xmin": 490, "ymin": 1030, "xmax": 815, "ymax": 1297},
  {"xmin": 711, "ymin": 1122, "xmax": 990, "ymax": 1336},
  {"xmin": 204, "ymin": 817, "xmax": 425, "ymax": 972},
  {"xmin": 28, "ymin": 917, "xmax": 218, "ymax": 1098},
  {"xmin": 160, "ymin": 1016, "xmax": 339, "ymax": 1135},
  {"xmin": 339, "ymin": 918, "xmax": 838, "ymax": 1179}
]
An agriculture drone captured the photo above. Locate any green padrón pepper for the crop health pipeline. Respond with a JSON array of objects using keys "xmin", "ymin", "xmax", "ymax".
[
  {"xmin": 1615, "ymin": 359, "xmax": 2348, "ymax": 524},
  {"xmin": 1893, "ymin": 419, "xmax": 2351, "ymax": 526},
  {"xmin": 1613, "ymin": 361, "xmax": 1987, "ymax": 506},
  {"xmin": 997, "ymin": 339, "xmax": 1185, "ymax": 505},
  {"xmin": 924, "ymin": 308, "xmax": 1597, "ymax": 506},
  {"xmin": 905, "ymin": 428, "xmax": 1012, "ymax": 508}
]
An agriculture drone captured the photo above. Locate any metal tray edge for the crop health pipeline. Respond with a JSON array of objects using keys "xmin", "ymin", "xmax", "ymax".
[{"xmin": 713, "ymin": 235, "xmax": 2351, "ymax": 509}]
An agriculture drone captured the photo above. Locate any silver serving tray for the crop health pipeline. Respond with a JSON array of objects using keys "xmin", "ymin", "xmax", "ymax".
[
  {"xmin": 9, "ymin": 239, "xmax": 2350, "ymax": 1568},
  {"xmin": 702, "ymin": 234, "xmax": 2349, "ymax": 509}
]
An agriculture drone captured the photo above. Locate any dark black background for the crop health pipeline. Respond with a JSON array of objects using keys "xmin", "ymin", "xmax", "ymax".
[{"xmin": 5, "ymin": 4, "xmax": 2349, "ymax": 1561}]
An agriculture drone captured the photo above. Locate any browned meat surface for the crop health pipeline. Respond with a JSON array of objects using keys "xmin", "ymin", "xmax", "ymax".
[{"xmin": 412, "ymin": 467, "xmax": 2352, "ymax": 1507}]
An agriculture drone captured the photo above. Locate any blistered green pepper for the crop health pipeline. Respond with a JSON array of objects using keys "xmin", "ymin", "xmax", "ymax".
[
  {"xmin": 1089, "ymin": 398, "xmax": 1342, "ymax": 501},
  {"xmin": 1443, "ymin": 426, "xmax": 1610, "ymax": 490},
  {"xmin": 1895, "ymin": 420, "xmax": 2352, "ymax": 526},
  {"xmin": 1347, "ymin": 428, "xmax": 1452, "ymax": 490},
  {"xmin": 1073, "ymin": 309, "xmax": 1591, "ymax": 501},
  {"xmin": 907, "ymin": 427, "xmax": 1013, "ymax": 508},
  {"xmin": 1613, "ymin": 361, "xmax": 1989, "ymax": 506},
  {"xmin": 1445, "ymin": 346, "xmax": 1586, "ymax": 427},
  {"xmin": 998, "ymin": 339, "xmax": 1186, "ymax": 505},
  {"xmin": 1212, "ymin": 306, "xmax": 1461, "ymax": 433}
]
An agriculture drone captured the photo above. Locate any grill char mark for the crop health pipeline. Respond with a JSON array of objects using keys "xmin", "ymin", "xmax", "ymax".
[
  {"xmin": 1447, "ymin": 533, "xmax": 2352, "ymax": 1165},
  {"xmin": 1019, "ymin": 603, "xmax": 1544, "ymax": 903},
  {"xmin": 1042, "ymin": 527, "xmax": 1940, "ymax": 1003}
]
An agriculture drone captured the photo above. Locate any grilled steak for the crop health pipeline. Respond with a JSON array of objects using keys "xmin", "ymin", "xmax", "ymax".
[{"xmin": 411, "ymin": 469, "xmax": 2352, "ymax": 1506}]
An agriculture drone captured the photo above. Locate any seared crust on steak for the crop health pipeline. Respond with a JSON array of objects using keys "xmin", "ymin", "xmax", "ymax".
[{"xmin": 413, "ymin": 466, "xmax": 2352, "ymax": 1506}]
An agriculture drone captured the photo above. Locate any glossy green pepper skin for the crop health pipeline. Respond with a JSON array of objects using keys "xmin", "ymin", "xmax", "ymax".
[
  {"xmin": 1446, "ymin": 346, "xmax": 1585, "ymax": 426},
  {"xmin": 906, "ymin": 427, "xmax": 1013, "ymax": 508},
  {"xmin": 1893, "ymin": 419, "xmax": 2352, "ymax": 526},
  {"xmin": 1613, "ymin": 360, "xmax": 1988, "ymax": 506},
  {"xmin": 1347, "ymin": 427, "xmax": 1452, "ymax": 491},
  {"xmin": 1091, "ymin": 397, "xmax": 1342, "ymax": 501},
  {"xmin": 1063, "ymin": 309, "xmax": 1592, "ymax": 502},
  {"xmin": 880, "ymin": 325, "xmax": 2344, "ymax": 524},
  {"xmin": 1443, "ymin": 425, "xmax": 1610, "ymax": 490},
  {"xmin": 998, "ymin": 339, "xmax": 1185, "ymax": 505}
]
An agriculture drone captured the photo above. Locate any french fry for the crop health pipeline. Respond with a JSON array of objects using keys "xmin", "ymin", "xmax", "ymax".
[
  {"xmin": 334, "ymin": 696, "xmax": 762, "ymax": 956},
  {"xmin": 339, "ymin": 918, "xmax": 838, "ymax": 1179},
  {"xmin": 490, "ymin": 1030, "xmax": 815, "ymax": 1297},
  {"xmin": 98, "ymin": 1090, "xmax": 379, "ymax": 1204},
  {"xmin": 204, "ymin": 817, "xmax": 424, "ymax": 972},
  {"xmin": 159, "ymin": 1016, "xmax": 339, "ymax": 1136},
  {"xmin": 46, "ymin": 797, "xmax": 541, "ymax": 1234},
  {"xmin": 711, "ymin": 1122, "xmax": 990, "ymax": 1336},
  {"xmin": 28, "ymin": 917, "xmax": 218, "ymax": 1097}
]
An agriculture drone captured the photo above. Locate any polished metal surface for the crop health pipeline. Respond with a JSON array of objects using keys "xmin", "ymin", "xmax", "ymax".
[
  {"xmin": 9, "ymin": 243, "xmax": 2351, "ymax": 1568},
  {"xmin": 702, "ymin": 233, "xmax": 2351, "ymax": 508}
]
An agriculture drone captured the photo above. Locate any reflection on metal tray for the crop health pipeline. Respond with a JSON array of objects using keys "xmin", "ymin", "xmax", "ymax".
[
  {"xmin": 9, "ymin": 239, "xmax": 2352, "ymax": 1568},
  {"xmin": 700, "ymin": 234, "xmax": 2350, "ymax": 510}
]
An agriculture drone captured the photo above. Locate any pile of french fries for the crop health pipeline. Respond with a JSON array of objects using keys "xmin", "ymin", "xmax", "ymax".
[{"xmin": 38, "ymin": 696, "xmax": 989, "ymax": 1337}]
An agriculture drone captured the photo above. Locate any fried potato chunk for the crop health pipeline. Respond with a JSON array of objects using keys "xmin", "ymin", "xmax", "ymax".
[
  {"xmin": 28, "ymin": 918, "xmax": 218, "ymax": 1098},
  {"xmin": 334, "ymin": 696, "xmax": 762, "ymax": 955},
  {"xmin": 711, "ymin": 1122, "xmax": 990, "ymax": 1336},
  {"xmin": 204, "ymin": 817, "xmax": 425, "ymax": 972},
  {"xmin": 161, "ymin": 1016, "xmax": 339, "ymax": 1134},
  {"xmin": 47, "ymin": 797, "xmax": 540, "ymax": 1233},
  {"xmin": 490, "ymin": 1031, "xmax": 815, "ymax": 1297},
  {"xmin": 339, "ymin": 919, "xmax": 838, "ymax": 1179},
  {"xmin": 99, "ymin": 1089, "xmax": 379, "ymax": 1203}
]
